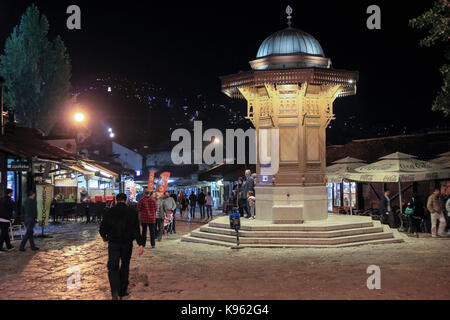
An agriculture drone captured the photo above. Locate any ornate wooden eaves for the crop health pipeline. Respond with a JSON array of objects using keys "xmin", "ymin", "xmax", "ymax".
[{"xmin": 220, "ymin": 67, "xmax": 358, "ymax": 99}]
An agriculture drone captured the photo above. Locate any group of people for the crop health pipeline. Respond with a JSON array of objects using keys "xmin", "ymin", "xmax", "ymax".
[
  {"xmin": 184, "ymin": 189, "xmax": 214, "ymax": 220},
  {"xmin": 0, "ymin": 188, "xmax": 40, "ymax": 252},
  {"xmin": 380, "ymin": 187, "xmax": 450, "ymax": 238},
  {"xmin": 225, "ymin": 169, "xmax": 256, "ymax": 220}
]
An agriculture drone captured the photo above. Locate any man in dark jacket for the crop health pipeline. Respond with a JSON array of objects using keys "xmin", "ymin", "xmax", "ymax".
[
  {"xmin": 244, "ymin": 170, "xmax": 255, "ymax": 218},
  {"xmin": 19, "ymin": 190, "xmax": 39, "ymax": 252},
  {"xmin": 197, "ymin": 189, "xmax": 206, "ymax": 219},
  {"xmin": 380, "ymin": 188, "xmax": 395, "ymax": 228},
  {"xmin": 99, "ymin": 193, "xmax": 144, "ymax": 300},
  {"xmin": 189, "ymin": 192, "xmax": 197, "ymax": 219},
  {"xmin": 0, "ymin": 188, "xmax": 15, "ymax": 251}
]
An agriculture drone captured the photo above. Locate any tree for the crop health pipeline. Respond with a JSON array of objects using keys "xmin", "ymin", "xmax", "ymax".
[
  {"xmin": 409, "ymin": 0, "xmax": 449, "ymax": 116},
  {"xmin": 0, "ymin": 4, "xmax": 71, "ymax": 132}
]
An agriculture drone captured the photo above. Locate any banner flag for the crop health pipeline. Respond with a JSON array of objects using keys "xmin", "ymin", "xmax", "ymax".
[
  {"xmin": 148, "ymin": 171, "xmax": 155, "ymax": 191},
  {"xmin": 156, "ymin": 172, "xmax": 171, "ymax": 196},
  {"xmin": 37, "ymin": 184, "xmax": 53, "ymax": 227}
]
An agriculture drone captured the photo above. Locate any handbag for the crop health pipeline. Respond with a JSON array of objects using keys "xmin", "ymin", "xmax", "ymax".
[{"xmin": 405, "ymin": 207, "xmax": 414, "ymax": 215}]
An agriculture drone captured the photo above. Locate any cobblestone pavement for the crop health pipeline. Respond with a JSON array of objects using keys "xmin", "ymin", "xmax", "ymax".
[{"xmin": 0, "ymin": 218, "xmax": 449, "ymax": 300}]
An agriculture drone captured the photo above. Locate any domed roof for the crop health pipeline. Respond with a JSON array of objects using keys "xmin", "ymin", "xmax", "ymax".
[{"xmin": 256, "ymin": 27, "xmax": 325, "ymax": 59}]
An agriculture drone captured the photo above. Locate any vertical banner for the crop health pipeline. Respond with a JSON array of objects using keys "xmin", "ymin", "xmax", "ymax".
[
  {"xmin": 156, "ymin": 172, "xmax": 171, "ymax": 196},
  {"xmin": 36, "ymin": 184, "xmax": 54, "ymax": 227},
  {"xmin": 148, "ymin": 171, "xmax": 155, "ymax": 191}
]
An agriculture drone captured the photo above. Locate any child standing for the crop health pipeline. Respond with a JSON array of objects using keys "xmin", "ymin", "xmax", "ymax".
[{"xmin": 247, "ymin": 191, "xmax": 256, "ymax": 220}]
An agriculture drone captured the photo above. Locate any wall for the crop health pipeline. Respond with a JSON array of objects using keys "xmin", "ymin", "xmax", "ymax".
[{"xmin": 112, "ymin": 142, "xmax": 143, "ymax": 171}]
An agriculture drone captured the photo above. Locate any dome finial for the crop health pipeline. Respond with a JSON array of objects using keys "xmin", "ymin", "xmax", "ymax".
[{"xmin": 286, "ymin": 5, "xmax": 293, "ymax": 27}]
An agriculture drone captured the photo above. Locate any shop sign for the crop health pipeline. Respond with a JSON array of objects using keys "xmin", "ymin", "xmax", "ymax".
[{"xmin": 8, "ymin": 160, "xmax": 30, "ymax": 171}]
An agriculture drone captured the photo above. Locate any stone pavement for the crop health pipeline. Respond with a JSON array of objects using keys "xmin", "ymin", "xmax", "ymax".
[{"xmin": 0, "ymin": 219, "xmax": 449, "ymax": 300}]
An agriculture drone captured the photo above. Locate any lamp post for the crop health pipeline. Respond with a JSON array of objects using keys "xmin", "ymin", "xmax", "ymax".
[{"xmin": 73, "ymin": 111, "xmax": 86, "ymax": 157}]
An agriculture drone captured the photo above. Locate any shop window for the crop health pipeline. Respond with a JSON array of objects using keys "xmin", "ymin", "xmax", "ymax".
[
  {"xmin": 343, "ymin": 182, "xmax": 356, "ymax": 207},
  {"xmin": 333, "ymin": 183, "xmax": 341, "ymax": 207}
]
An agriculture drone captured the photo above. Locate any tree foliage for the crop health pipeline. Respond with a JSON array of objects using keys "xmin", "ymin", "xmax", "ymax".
[
  {"xmin": 409, "ymin": 0, "xmax": 449, "ymax": 116},
  {"xmin": 0, "ymin": 4, "xmax": 71, "ymax": 132}
]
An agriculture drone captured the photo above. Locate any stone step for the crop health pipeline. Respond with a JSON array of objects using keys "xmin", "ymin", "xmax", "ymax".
[
  {"xmin": 180, "ymin": 234, "xmax": 403, "ymax": 248},
  {"xmin": 208, "ymin": 220, "xmax": 374, "ymax": 232},
  {"xmin": 188, "ymin": 229, "xmax": 394, "ymax": 245},
  {"xmin": 199, "ymin": 225, "xmax": 384, "ymax": 238}
]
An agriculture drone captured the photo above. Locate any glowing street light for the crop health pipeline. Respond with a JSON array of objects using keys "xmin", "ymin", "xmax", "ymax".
[
  {"xmin": 109, "ymin": 132, "xmax": 115, "ymax": 138},
  {"xmin": 74, "ymin": 112, "xmax": 85, "ymax": 123},
  {"xmin": 108, "ymin": 127, "xmax": 112, "ymax": 133}
]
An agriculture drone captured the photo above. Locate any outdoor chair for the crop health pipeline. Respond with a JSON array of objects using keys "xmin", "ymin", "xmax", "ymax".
[
  {"xmin": 54, "ymin": 203, "xmax": 65, "ymax": 222},
  {"xmin": 75, "ymin": 203, "xmax": 88, "ymax": 222},
  {"xmin": 94, "ymin": 203, "xmax": 106, "ymax": 223},
  {"xmin": 9, "ymin": 219, "xmax": 24, "ymax": 241}
]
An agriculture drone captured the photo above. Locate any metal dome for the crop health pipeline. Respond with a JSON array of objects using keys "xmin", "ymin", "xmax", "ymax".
[{"xmin": 256, "ymin": 27, "xmax": 325, "ymax": 58}]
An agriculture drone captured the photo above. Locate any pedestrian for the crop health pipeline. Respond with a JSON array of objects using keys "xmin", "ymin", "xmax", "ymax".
[
  {"xmin": 427, "ymin": 188, "xmax": 448, "ymax": 238},
  {"xmin": 244, "ymin": 170, "xmax": 255, "ymax": 217},
  {"xmin": 247, "ymin": 191, "xmax": 256, "ymax": 220},
  {"xmin": 197, "ymin": 189, "xmax": 206, "ymax": 220},
  {"xmin": 137, "ymin": 190, "xmax": 157, "ymax": 248},
  {"xmin": 99, "ymin": 193, "xmax": 144, "ymax": 300},
  {"xmin": 405, "ymin": 194, "xmax": 419, "ymax": 238},
  {"xmin": 170, "ymin": 191, "xmax": 178, "ymax": 233},
  {"xmin": 162, "ymin": 191, "xmax": 177, "ymax": 234},
  {"xmin": 0, "ymin": 188, "xmax": 15, "ymax": 251},
  {"xmin": 224, "ymin": 193, "xmax": 235, "ymax": 215},
  {"xmin": 205, "ymin": 192, "xmax": 214, "ymax": 220},
  {"xmin": 19, "ymin": 190, "xmax": 39, "ymax": 252},
  {"xmin": 178, "ymin": 191, "xmax": 187, "ymax": 218},
  {"xmin": 379, "ymin": 188, "xmax": 395, "ymax": 228},
  {"xmin": 80, "ymin": 186, "xmax": 88, "ymax": 202},
  {"xmin": 237, "ymin": 177, "xmax": 249, "ymax": 218},
  {"xmin": 189, "ymin": 191, "xmax": 197, "ymax": 219},
  {"xmin": 155, "ymin": 193, "xmax": 164, "ymax": 241}
]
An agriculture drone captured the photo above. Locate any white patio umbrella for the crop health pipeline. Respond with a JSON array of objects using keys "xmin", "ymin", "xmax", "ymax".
[
  {"xmin": 431, "ymin": 151, "xmax": 450, "ymax": 168},
  {"xmin": 344, "ymin": 152, "xmax": 450, "ymax": 218},
  {"xmin": 326, "ymin": 157, "xmax": 366, "ymax": 215}
]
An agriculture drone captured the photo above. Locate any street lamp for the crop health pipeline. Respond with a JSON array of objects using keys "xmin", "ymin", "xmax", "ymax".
[
  {"xmin": 109, "ymin": 132, "xmax": 115, "ymax": 138},
  {"xmin": 74, "ymin": 112, "xmax": 85, "ymax": 123}
]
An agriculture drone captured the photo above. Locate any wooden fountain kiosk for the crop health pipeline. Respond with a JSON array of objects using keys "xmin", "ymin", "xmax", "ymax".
[{"xmin": 220, "ymin": 7, "xmax": 358, "ymax": 223}]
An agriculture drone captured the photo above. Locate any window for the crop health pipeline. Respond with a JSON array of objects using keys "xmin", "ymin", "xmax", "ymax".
[
  {"xmin": 333, "ymin": 183, "xmax": 341, "ymax": 207},
  {"xmin": 327, "ymin": 183, "xmax": 333, "ymax": 212},
  {"xmin": 343, "ymin": 182, "xmax": 356, "ymax": 207}
]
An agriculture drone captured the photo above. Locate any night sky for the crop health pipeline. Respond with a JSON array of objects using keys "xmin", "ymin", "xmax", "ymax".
[{"xmin": 0, "ymin": 0, "xmax": 447, "ymax": 133}]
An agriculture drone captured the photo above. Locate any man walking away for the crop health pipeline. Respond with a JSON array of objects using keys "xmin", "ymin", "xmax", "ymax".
[
  {"xmin": 189, "ymin": 191, "xmax": 197, "ymax": 220},
  {"xmin": 197, "ymin": 189, "xmax": 206, "ymax": 220},
  {"xmin": 137, "ymin": 190, "xmax": 157, "ymax": 248},
  {"xmin": 427, "ymin": 188, "xmax": 447, "ymax": 238},
  {"xmin": 0, "ymin": 188, "xmax": 15, "ymax": 251},
  {"xmin": 99, "ymin": 193, "xmax": 144, "ymax": 300},
  {"xmin": 155, "ymin": 194, "xmax": 164, "ymax": 241},
  {"xmin": 19, "ymin": 191, "xmax": 39, "ymax": 252},
  {"xmin": 205, "ymin": 192, "xmax": 214, "ymax": 220}
]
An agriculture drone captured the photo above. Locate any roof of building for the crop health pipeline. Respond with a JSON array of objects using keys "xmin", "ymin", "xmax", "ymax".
[
  {"xmin": 0, "ymin": 126, "xmax": 77, "ymax": 161},
  {"xmin": 256, "ymin": 27, "xmax": 325, "ymax": 59},
  {"xmin": 326, "ymin": 131, "xmax": 450, "ymax": 165}
]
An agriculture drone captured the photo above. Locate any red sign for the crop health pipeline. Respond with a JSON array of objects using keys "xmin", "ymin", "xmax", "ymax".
[{"xmin": 148, "ymin": 171, "xmax": 155, "ymax": 191}]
